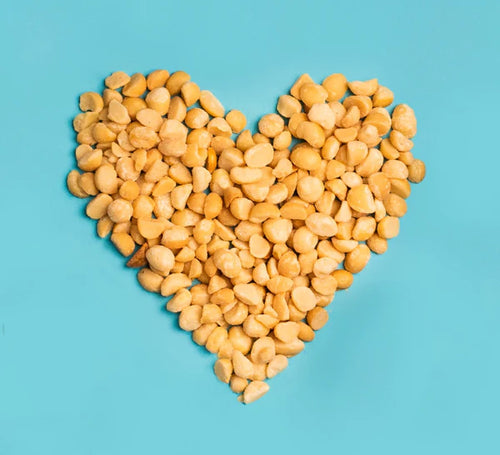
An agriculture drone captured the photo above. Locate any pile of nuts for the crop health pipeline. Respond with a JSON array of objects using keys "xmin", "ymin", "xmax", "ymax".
[{"xmin": 67, "ymin": 69, "xmax": 425, "ymax": 404}]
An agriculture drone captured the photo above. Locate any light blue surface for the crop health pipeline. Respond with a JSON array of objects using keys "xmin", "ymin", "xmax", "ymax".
[{"xmin": 1, "ymin": 0, "xmax": 499, "ymax": 453}]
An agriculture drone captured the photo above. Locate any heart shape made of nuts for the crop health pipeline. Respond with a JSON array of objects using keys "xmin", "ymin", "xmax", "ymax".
[{"xmin": 67, "ymin": 69, "xmax": 426, "ymax": 404}]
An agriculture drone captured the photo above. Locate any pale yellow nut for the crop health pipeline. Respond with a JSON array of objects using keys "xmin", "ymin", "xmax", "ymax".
[
  {"xmin": 234, "ymin": 283, "xmax": 265, "ymax": 306},
  {"xmin": 306, "ymin": 306, "xmax": 328, "ymax": 330},
  {"xmin": 382, "ymin": 159, "xmax": 409, "ymax": 180},
  {"xmin": 249, "ymin": 203, "xmax": 280, "ymax": 224},
  {"xmin": 296, "ymin": 121, "xmax": 325, "ymax": 148},
  {"xmin": 116, "ymin": 157, "xmax": 140, "ymax": 182},
  {"xmin": 178, "ymin": 304, "xmax": 202, "ymax": 331},
  {"xmin": 273, "ymin": 130, "xmax": 292, "ymax": 150},
  {"xmin": 297, "ymin": 321, "xmax": 315, "ymax": 342},
  {"xmin": 132, "ymin": 195, "xmax": 155, "ymax": 218},
  {"xmin": 214, "ymin": 358, "xmax": 233, "ymax": 383},
  {"xmin": 129, "ymin": 126, "xmax": 159, "ymax": 149},
  {"xmin": 165, "ymin": 71, "xmax": 190, "ymax": 95},
  {"xmin": 384, "ymin": 193, "xmax": 407, "ymax": 217},
  {"xmin": 334, "ymin": 126, "xmax": 359, "ymax": 143},
  {"xmin": 322, "ymin": 73, "xmax": 348, "ymax": 101},
  {"xmin": 232, "ymin": 350, "xmax": 254, "ymax": 379},
  {"xmin": 274, "ymin": 321, "xmax": 300, "ymax": 343},
  {"xmin": 110, "ymin": 232, "xmax": 135, "ymax": 256},
  {"xmin": 264, "ymin": 355, "xmax": 287, "ymax": 378},
  {"xmin": 180, "ymin": 81, "xmax": 200, "ymax": 107},
  {"xmin": 146, "ymin": 69, "xmax": 169, "ymax": 90},
  {"xmin": 218, "ymin": 340, "xmax": 234, "ymax": 359},
  {"xmin": 329, "ymin": 101, "xmax": 347, "ymax": 126},
  {"xmin": 262, "ymin": 218, "xmax": 293, "ymax": 244},
  {"xmin": 250, "ymin": 337, "xmax": 276, "ymax": 364},
  {"xmin": 346, "ymin": 141, "xmax": 368, "ymax": 167},
  {"xmin": 166, "ymin": 288, "xmax": 192, "ymax": 313},
  {"xmin": 308, "ymin": 103, "xmax": 336, "ymax": 130},
  {"xmin": 241, "ymin": 380, "xmax": 269, "ymax": 404},
  {"xmin": 290, "ymin": 73, "xmax": 314, "ymax": 98},
  {"xmin": 146, "ymin": 245, "xmax": 175, "ymax": 275},
  {"xmin": 389, "ymin": 130, "xmax": 414, "ymax": 152},
  {"xmin": 266, "ymin": 275, "xmax": 293, "ymax": 294},
  {"xmin": 341, "ymin": 171, "xmax": 363, "ymax": 188},
  {"xmin": 170, "ymin": 184, "xmax": 192, "ymax": 210},
  {"xmin": 122, "ymin": 98, "xmax": 147, "ymax": 120},
  {"xmin": 258, "ymin": 114, "xmax": 284, "ymax": 138},
  {"xmin": 348, "ymin": 78, "xmax": 378, "ymax": 96},
  {"xmin": 341, "ymin": 105, "xmax": 361, "ymax": 128},
  {"xmin": 137, "ymin": 268, "xmax": 163, "ymax": 293},
  {"xmin": 79, "ymin": 92, "xmax": 104, "ymax": 113},
  {"xmin": 206, "ymin": 327, "xmax": 228, "ymax": 353},
  {"xmin": 296, "ymin": 176, "xmax": 324, "ymax": 203},
  {"xmin": 107, "ymin": 198, "xmax": 133, "ymax": 223},
  {"xmin": 145, "ymin": 87, "xmax": 171, "ymax": 115},
  {"xmin": 346, "ymin": 184, "xmax": 376, "ymax": 213},
  {"xmin": 67, "ymin": 170, "xmax": 88, "ymax": 198},
  {"xmin": 230, "ymin": 166, "xmax": 263, "ymax": 184},
  {"xmin": 137, "ymin": 217, "xmax": 167, "ymax": 240},
  {"xmin": 78, "ymin": 172, "xmax": 98, "ymax": 196},
  {"xmin": 102, "ymin": 89, "xmax": 123, "ymax": 107},
  {"xmin": 199, "ymin": 90, "xmax": 225, "ymax": 117},
  {"xmin": 332, "ymin": 269, "xmax": 353, "ymax": 289},
  {"xmin": 356, "ymin": 147, "xmax": 384, "ymax": 177},
  {"xmin": 357, "ymin": 123, "xmax": 383, "ymax": 148},
  {"xmin": 107, "ymin": 99, "xmax": 131, "ymax": 125},
  {"xmin": 408, "ymin": 159, "xmax": 426, "ymax": 183},
  {"xmin": 97, "ymin": 216, "xmax": 114, "ymax": 238},
  {"xmin": 291, "ymin": 286, "xmax": 317, "ymax": 312},
  {"xmin": 136, "ymin": 108, "xmax": 163, "ymax": 131},
  {"xmin": 288, "ymin": 112, "xmax": 308, "ymax": 136},
  {"xmin": 184, "ymin": 108, "xmax": 209, "ymax": 129},
  {"xmin": 168, "ymin": 96, "xmax": 187, "ymax": 122},
  {"xmin": 86, "ymin": 193, "xmax": 113, "ymax": 219},
  {"xmin": 191, "ymin": 324, "xmax": 217, "ymax": 346},
  {"xmin": 367, "ymin": 233, "xmax": 388, "ymax": 254},
  {"xmin": 311, "ymin": 275, "xmax": 337, "ymax": 296},
  {"xmin": 230, "ymin": 375, "xmax": 248, "ymax": 393},
  {"xmin": 344, "ymin": 244, "xmax": 371, "ymax": 274},
  {"xmin": 377, "ymin": 216, "xmax": 400, "ymax": 239},
  {"xmin": 368, "ymin": 172, "xmax": 391, "ymax": 200},
  {"xmin": 352, "ymin": 216, "xmax": 377, "ymax": 241},
  {"xmin": 73, "ymin": 111, "xmax": 99, "ymax": 132},
  {"xmin": 312, "ymin": 257, "xmax": 338, "ymax": 277},
  {"xmin": 244, "ymin": 143, "xmax": 274, "ymax": 168},
  {"xmin": 398, "ymin": 151, "xmax": 414, "ymax": 166},
  {"xmin": 343, "ymin": 95, "xmax": 372, "ymax": 118},
  {"xmin": 292, "ymin": 226, "xmax": 318, "ymax": 253},
  {"xmin": 207, "ymin": 117, "xmax": 232, "ymax": 137},
  {"xmin": 212, "ymin": 249, "xmax": 242, "ymax": 278},
  {"xmin": 249, "ymin": 234, "xmax": 271, "ymax": 259},
  {"xmin": 290, "ymin": 145, "xmax": 321, "ymax": 171},
  {"xmin": 227, "ymin": 327, "xmax": 251, "ymax": 356},
  {"xmin": 372, "ymin": 85, "xmax": 394, "ymax": 107},
  {"xmin": 274, "ymin": 338, "xmax": 305, "ymax": 357},
  {"xmin": 305, "ymin": 212, "xmax": 338, "ymax": 237},
  {"xmin": 390, "ymin": 178, "xmax": 411, "ymax": 199},
  {"xmin": 204, "ymin": 192, "xmax": 223, "ymax": 219},
  {"xmin": 122, "ymin": 73, "xmax": 147, "ymax": 97},
  {"xmin": 299, "ymin": 83, "xmax": 328, "ymax": 108},
  {"xmin": 92, "ymin": 123, "xmax": 116, "ymax": 143},
  {"xmin": 277, "ymin": 95, "xmax": 302, "ymax": 118},
  {"xmin": 225, "ymin": 110, "xmax": 246, "ymax": 133},
  {"xmin": 392, "ymin": 104, "xmax": 417, "ymax": 138}
]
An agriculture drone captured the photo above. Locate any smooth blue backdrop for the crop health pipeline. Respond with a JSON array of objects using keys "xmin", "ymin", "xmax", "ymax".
[{"xmin": 1, "ymin": 0, "xmax": 499, "ymax": 454}]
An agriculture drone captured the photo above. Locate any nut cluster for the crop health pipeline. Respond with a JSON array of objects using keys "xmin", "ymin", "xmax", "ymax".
[{"xmin": 67, "ymin": 70, "xmax": 425, "ymax": 404}]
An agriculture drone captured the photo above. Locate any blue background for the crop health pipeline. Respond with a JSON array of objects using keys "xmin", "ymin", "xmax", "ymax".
[{"xmin": 1, "ymin": 0, "xmax": 499, "ymax": 453}]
